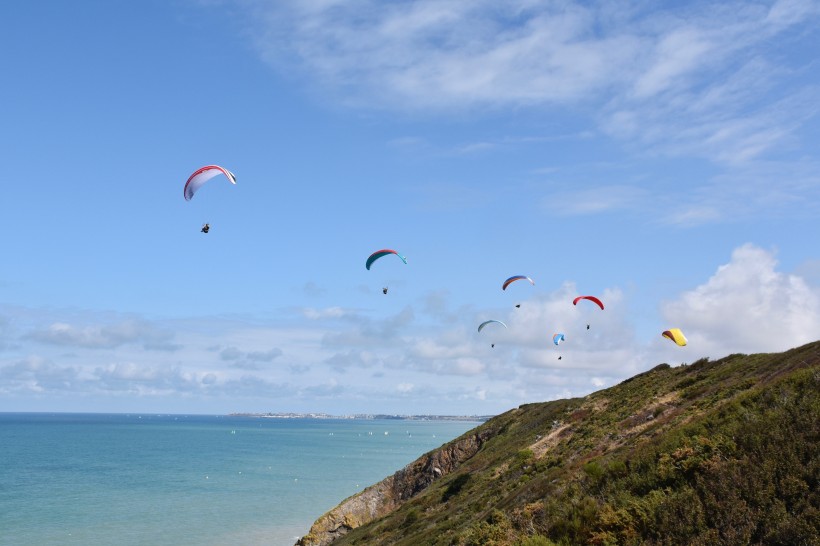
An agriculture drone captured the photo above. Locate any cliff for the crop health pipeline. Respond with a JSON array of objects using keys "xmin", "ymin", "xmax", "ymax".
[
  {"xmin": 296, "ymin": 428, "xmax": 496, "ymax": 546},
  {"xmin": 296, "ymin": 341, "xmax": 820, "ymax": 545}
]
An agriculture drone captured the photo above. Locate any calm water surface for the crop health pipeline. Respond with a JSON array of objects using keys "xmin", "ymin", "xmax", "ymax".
[{"xmin": 0, "ymin": 413, "xmax": 480, "ymax": 546}]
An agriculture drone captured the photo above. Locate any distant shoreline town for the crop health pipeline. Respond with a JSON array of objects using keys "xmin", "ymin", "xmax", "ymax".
[{"xmin": 229, "ymin": 412, "xmax": 492, "ymax": 422}]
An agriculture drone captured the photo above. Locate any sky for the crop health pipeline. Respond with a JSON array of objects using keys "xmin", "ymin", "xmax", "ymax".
[{"xmin": 1, "ymin": 0, "xmax": 819, "ymax": 416}]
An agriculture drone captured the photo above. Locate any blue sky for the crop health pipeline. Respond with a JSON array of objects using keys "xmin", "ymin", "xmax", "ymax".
[{"xmin": 1, "ymin": 0, "xmax": 819, "ymax": 415}]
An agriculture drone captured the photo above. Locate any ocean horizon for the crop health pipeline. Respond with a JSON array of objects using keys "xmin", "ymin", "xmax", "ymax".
[{"xmin": 0, "ymin": 412, "xmax": 481, "ymax": 546}]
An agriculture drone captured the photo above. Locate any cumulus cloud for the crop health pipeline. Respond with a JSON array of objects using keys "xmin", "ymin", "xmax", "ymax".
[
  {"xmin": 93, "ymin": 363, "xmax": 198, "ymax": 395},
  {"xmin": 86, "ymin": 362, "xmax": 296, "ymax": 399},
  {"xmin": 324, "ymin": 350, "xmax": 381, "ymax": 373},
  {"xmin": 0, "ymin": 356, "xmax": 81, "ymax": 393},
  {"xmin": 661, "ymin": 244, "xmax": 820, "ymax": 356},
  {"xmin": 4, "ymin": 244, "xmax": 818, "ymax": 413},
  {"xmin": 25, "ymin": 319, "xmax": 178, "ymax": 351},
  {"xmin": 247, "ymin": 348, "xmax": 283, "ymax": 362},
  {"xmin": 796, "ymin": 259, "xmax": 820, "ymax": 287},
  {"xmin": 321, "ymin": 306, "xmax": 416, "ymax": 348},
  {"xmin": 220, "ymin": 346, "xmax": 283, "ymax": 369},
  {"xmin": 220, "ymin": 346, "xmax": 244, "ymax": 361}
]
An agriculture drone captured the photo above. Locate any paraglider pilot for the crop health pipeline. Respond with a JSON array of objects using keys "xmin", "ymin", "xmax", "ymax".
[
  {"xmin": 382, "ymin": 287, "xmax": 388, "ymax": 295},
  {"xmin": 201, "ymin": 223, "xmax": 210, "ymax": 234}
]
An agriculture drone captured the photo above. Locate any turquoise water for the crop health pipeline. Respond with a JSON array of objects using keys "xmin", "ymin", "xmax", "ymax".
[{"xmin": 0, "ymin": 413, "xmax": 480, "ymax": 546}]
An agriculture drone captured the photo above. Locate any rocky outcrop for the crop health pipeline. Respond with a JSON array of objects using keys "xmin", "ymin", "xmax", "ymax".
[{"xmin": 295, "ymin": 428, "xmax": 494, "ymax": 546}]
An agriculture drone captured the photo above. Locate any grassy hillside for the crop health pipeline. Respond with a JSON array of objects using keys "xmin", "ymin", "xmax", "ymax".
[{"xmin": 326, "ymin": 342, "xmax": 819, "ymax": 546}]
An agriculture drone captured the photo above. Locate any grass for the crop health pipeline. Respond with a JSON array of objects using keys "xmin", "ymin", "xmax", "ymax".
[{"xmin": 321, "ymin": 341, "xmax": 820, "ymax": 546}]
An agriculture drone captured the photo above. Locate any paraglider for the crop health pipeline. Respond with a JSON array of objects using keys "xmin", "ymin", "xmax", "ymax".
[
  {"xmin": 573, "ymin": 296, "xmax": 604, "ymax": 310},
  {"xmin": 574, "ymin": 296, "xmax": 604, "ymax": 329},
  {"xmin": 502, "ymin": 276, "xmax": 534, "ymax": 290},
  {"xmin": 503, "ymin": 276, "xmax": 534, "ymax": 308},
  {"xmin": 184, "ymin": 165, "xmax": 236, "ymax": 232},
  {"xmin": 478, "ymin": 320, "xmax": 507, "ymax": 348},
  {"xmin": 366, "ymin": 250, "xmax": 407, "ymax": 270},
  {"xmin": 553, "ymin": 333, "xmax": 565, "ymax": 359},
  {"xmin": 662, "ymin": 328, "xmax": 688, "ymax": 346},
  {"xmin": 478, "ymin": 320, "xmax": 507, "ymax": 333},
  {"xmin": 184, "ymin": 165, "xmax": 236, "ymax": 201},
  {"xmin": 367, "ymin": 250, "xmax": 406, "ymax": 295}
]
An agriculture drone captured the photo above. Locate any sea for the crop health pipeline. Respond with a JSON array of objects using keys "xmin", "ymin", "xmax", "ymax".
[{"xmin": 0, "ymin": 413, "xmax": 481, "ymax": 546}]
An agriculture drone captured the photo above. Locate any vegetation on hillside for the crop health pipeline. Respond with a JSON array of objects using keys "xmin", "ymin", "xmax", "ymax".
[{"xmin": 331, "ymin": 342, "xmax": 819, "ymax": 545}]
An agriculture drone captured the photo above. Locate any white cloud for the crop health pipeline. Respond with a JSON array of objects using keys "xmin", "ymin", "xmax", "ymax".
[
  {"xmin": 302, "ymin": 306, "xmax": 353, "ymax": 320},
  {"xmin": 220, "ymin": 346, "xmax": 244, "ymax": 361},
  {"xmin": 247, "ymin": 348, "xmax": 283, "ymax": 362},
  {"xmin": 659, "ymin": 156, "xmax": 820, "ymax": 226},
  {"xmin": 0, "ymin": 356, "xmax": 80, "ymax": 393},
  {"xmin": 324, "ymin": 350, "xmax": 381, "ymax": 373},
  {"xmin": 248, "ymin": 0, "xmax": 638, "ymax": 109},
  {"xmin": 450, "ymin": 358, "xmax": 486, "ymax": 376},
  {"xmin": 542, "ymin": 185, "xmax": 647, "ymax": 216},
  {"xmin": 766, "ymin": 0, "xmax": 820, "ymax": 27},
  {"xmin": 795, "ymin": 259, "xmax": 820, "ymax": 287},
  {"xmin": 396, "ymin": 382, "xmax": 414, "ymax": 393},
  {"xmin": 220, "ymin": 345, "xmax": 283, "ymax": 369},
  {"xmin": 660, "ymin": 244, "xmax": 820, "ymax": 356},
  {"xmin": 239, "ymin": 0, "xmax": 820, "ymax": 215},
  {"xmin": 321, "ymin": 306, "xmax": 416, "ymax": 348},
  {"xmin": 632, "ymin": 26, "xmax": 713, "ymax": 99},
  {"xmin": 3, "ymin": 244, "xmax": 818, "ymax": 413},
  {"xmin": 25, "ymin": 319, "xmax": 178, "ymax": 351}
]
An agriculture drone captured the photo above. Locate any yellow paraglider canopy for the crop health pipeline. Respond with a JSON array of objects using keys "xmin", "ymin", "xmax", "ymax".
[{"xmin": 662, "ymin": 328, "xmax": 688, "ymax": 346}]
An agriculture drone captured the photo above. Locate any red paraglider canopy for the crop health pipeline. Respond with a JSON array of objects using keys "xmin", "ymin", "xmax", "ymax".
[{"xmin": 573, "ymin": 295, "xmax": 604, "ymax": 310}]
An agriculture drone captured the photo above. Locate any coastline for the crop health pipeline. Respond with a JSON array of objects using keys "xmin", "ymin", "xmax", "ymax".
[{"xmin": 229, "ymin": 412, "xmax": 493, "ymax": 422}]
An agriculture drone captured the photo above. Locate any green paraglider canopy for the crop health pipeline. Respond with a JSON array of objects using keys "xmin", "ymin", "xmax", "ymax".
[{"xmin": 366, "ymin": 249, "xmax": 407, "ymax": 270}]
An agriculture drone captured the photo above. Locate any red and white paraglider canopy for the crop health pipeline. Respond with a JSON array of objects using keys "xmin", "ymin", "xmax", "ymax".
[{"xmin": 184, "ymin": 165, "xmax": 236, "ymax": 201}]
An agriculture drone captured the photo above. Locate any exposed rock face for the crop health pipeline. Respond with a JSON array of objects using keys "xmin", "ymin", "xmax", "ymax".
[{"xmin": 295, "ymin": 429, "xmax": 494, "ymax": 546}]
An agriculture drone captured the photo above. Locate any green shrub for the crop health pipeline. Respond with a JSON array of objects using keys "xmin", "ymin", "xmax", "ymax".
[
  {"xmin": 402, "ymin": 508, "xmax": 419, "ymax": 528},
  {"xmin": 442, "ymin": 473, "xmax": 471, "ymax": 502},
  {"xmin": 582, "ymin": 461, "xmax": 604, "ymax": 482}
]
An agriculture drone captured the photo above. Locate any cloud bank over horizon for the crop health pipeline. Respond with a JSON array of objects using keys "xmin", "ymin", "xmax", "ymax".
[{"xmin": 2, "ymin": 244, "xmax": 817, "ymax": 414}]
